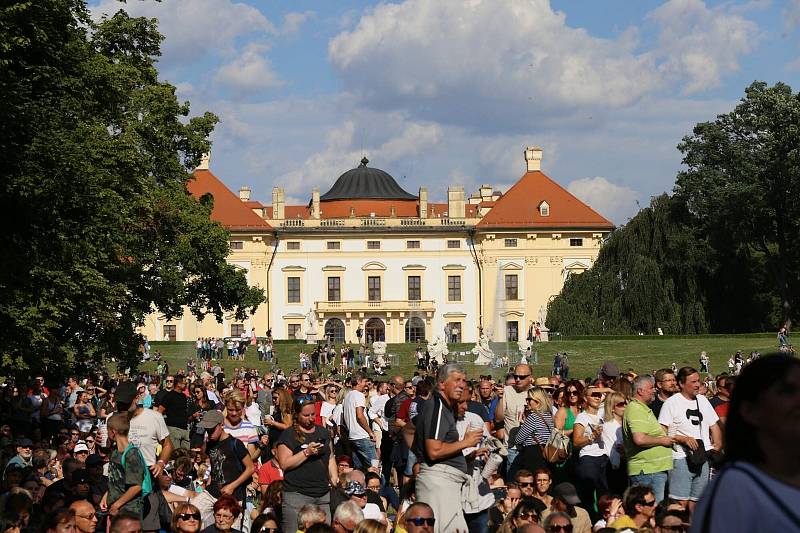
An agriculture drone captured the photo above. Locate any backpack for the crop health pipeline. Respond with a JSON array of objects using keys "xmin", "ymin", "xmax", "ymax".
[{"xmin": 121, "ymin": 444, "xmax": 152, "ymax": 497}]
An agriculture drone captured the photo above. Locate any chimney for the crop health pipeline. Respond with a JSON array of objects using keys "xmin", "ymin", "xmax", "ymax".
[
  {"xmin": 197, "ymin": 152, "xmax": 210, "ymax": 170},
  {"xmin": 311, "ymin": 188, "xmax": 320, "ymax": 219},
  {"xmin": 238, "ymin": 186, "xmax": 251, "ymax": 202},
  {"xmin": 419, "ymin": 187, "xmax": 428, "ymax": 218},
  {"xmin": 447, "ymin": 186, "xmax": 465, "ymax": 218},
  {"xmin": 390, "ymin": 206, "xmax": 396, "ymax": 218},
  {"xmin": 271, "ymin": 187, "xmax": 285, "ymax": 220},
  {"xmin": 349, "ymin": 207, "xmax": 356, "ymax": 218},
  {"xmin": 524, "ymin": 146, "xmax": 543, "ymax": 172}
]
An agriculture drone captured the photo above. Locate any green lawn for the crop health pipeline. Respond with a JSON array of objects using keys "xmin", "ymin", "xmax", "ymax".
[{"xmin": 143, "ymin": 334, "xmax": 779, "ymax": 380}]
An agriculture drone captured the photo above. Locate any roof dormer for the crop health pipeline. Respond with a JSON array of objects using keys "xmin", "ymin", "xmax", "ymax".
[{"xmin": 538, "ymin": 201, "xmax": 550, "ymax": 217}]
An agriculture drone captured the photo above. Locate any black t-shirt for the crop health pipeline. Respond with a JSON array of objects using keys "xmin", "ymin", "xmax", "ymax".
[
  {"xmin": 153, "ymin": 388, "xmax": 169, "ymax": 408},
  {"xmin": 649, "ymin": 397, "xmax": 665, "ymax": 419},
  {"xmin": 467, "ymin": 400, "xmax": 489, "ymax": 422},
  {"xmin": 206, "ymin": 437, "xmax": 249, "ymax": 501},
  {"xmin": 276, "ymin": 424, "xmax": 331, "ymax": 497},
  {"xmin": 414, "ymin": 392, "xmax": 467, "ymax": 473},
  {"xmin": 160, "ymin": 390, "xmax": 189, "ymax": 429}
]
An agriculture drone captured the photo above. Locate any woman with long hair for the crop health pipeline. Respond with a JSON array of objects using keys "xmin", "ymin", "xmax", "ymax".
[
  {"xmin": 258, "ymin": 480, "xmax": 283, "ymax": 525},
  {"xmin": 497, "ymin": 498, "xmax": 542, "ymax": 533},
  {"xmin": 41, "ymin": 508, "xmax": 75, "ymax": 533},
  {"xmin": 72, "ymin": 391, "xmax": 96, "ymax": 434},
  {"xmin": 601, "ymin": 392, "xmax": 628, "ymax": 495},
  {"xmin": 172, "ymin": 503, "xmax": 202, "ymax": 533},
  {"xmin": 692, "ymin": 355, "xmax": 800, "ymax": 532},
  {"xmin": 250, "ymin": 512, "xmax": 280, "ymax": 533},
  {"xmin": 554, "ymin": 380, "xmax": 584, "ymax": 436},
  {"xmin": 275, "ymin": 398, "xmax": 336, "ymax": 533},
  {"xmin": 510, "ymin": 387, "xmax": 554, "ymax": 477}
]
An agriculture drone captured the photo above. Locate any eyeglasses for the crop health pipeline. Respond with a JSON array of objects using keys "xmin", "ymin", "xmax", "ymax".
[
  {"xmin": 214, "ymin": 512, "xmax": 234, "ymax": 520},
  {"xmin": 513, "ymin": 374, "xmax": 531, "ymax": 380},
  {"xmin": 405, "ymin": 517, "xmax": 436, "ymax": 527},
  {"xmin": 177, "ymin": 513, "xmax": 201, "ymax": 521},
  {"xmin": 547, "ymin": 525, "xmax": 573, "ymax": 533},
  {"xmin": 290, "ymin": 380, "xmax": 299, "ymax": 384},
  {"xmin": 77, "ymin": 513, "xmax": 97, "ymax": 520}
]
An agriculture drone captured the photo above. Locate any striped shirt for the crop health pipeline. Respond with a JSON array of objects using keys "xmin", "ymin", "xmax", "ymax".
[
  {"xmin": 224, "ymin": 419, "xmax": 259, "ymax": 448},
  {"xmin": 515, "ymin": 410, "xmax": 554, "ymax": 447}
]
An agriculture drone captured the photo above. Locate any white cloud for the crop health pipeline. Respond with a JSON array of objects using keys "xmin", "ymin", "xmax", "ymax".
[
  {"xmin": 649, "ymin": 0, "xmax": 759, "ymax": 93},
  {"xmin": 567, "ymin": 176, "xmax": 640, "ymax": 224},
  {"xmin": 279, "ymin": 11, "xmax": 315, "ymax": 36},
  {"xmin": 91, "ymin": 0, "xmax": 275, "ymax": 65},
  {"xmin": 214, "ymin": 43, "xmax": 283, "ymax": 93}
]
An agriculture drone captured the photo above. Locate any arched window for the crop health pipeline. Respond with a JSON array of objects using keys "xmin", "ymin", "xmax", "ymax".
[
  {"xmin": 365, "ymin": 318, "xmax": 385, "ymax": 344},
  {"xmin": 405, "ymin": 317, "xmax": 426, "ymax": 343},
  {"xmin": 324, "ymin": 318, "xmax": 345, "ymax": 345}
]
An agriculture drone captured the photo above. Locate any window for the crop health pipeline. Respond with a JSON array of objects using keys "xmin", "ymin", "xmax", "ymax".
[
  {"xmin": 406, "ymin": 240, "xmax": 420, "ymax": 249},
  {"xmin": 448, "ymin": 275, "xmax": 461, "ymax": 302},
  {"xmin": 505, "ymin": 274, "xmax": 518, "ymax": 300},
  {"xmin": 327, "ymin": 277, "xmax": 341, "ymax": 302},
  {"xmin": 230, "ymin": 241, "xmax": 244, "ymax": 250},
  {"xmin": 504, "ymin": 238, "xmax": 518, "ymax": 248},
  {"xmin": 162, "ymin": 325, "xmax": 176, "ymax": 342},
  {"xmin": 407, "ymin": 276, "xmax": 421, "ymax": 301},
  {"xmin": 367, "ymin": 240, "xmax": 381, "ymax": 250},
  {"xmin": 405, "ymin": 317, "xmax": 426, "ymax": 343},
  {"xmin": 570, "ymin": 238, "xmax": 583, "ymax": 247},
  {"xmin": 447, "ymin": 240, "xmax": 461, "ymax": 249},
  {"xmin": 447, "ymin": 322, "xmax": 462, "ymax": 343},
  {"xmin": 287, "ymin": 277, "xmax": 301, "ymax": 303},
  {"xmin": 507, "ymin": 321, "xmax": 519, "ymax": 342},
  {"xmin": 231, "ymin": 323, "xmax": 244, "ymax": 337},
  {"xmin": 287, "ymin": 241, "xmax": 300, "ymax": 250},
  {"xmin": 288, "ymin": 324, "xmax": 301, "ymax": 340},
  {"xmin": 539, "ymin": 202, "xmax": 550, "ymax": 217},
  {"xmin": 325, "ymin": 318, "xmax": 345, "ymax": 344},
  {"xmin": 327, "ymin": 241, "xmax": 341, "ymax": 250},
  {"xmin": 368, "ymin": 276, "xmax": 381, "ymax": 301}
]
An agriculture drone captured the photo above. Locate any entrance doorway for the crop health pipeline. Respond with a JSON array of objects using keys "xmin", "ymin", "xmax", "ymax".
[{"xmin": 365, "ymin": 318, "xmax": 385, "ymax": 344}]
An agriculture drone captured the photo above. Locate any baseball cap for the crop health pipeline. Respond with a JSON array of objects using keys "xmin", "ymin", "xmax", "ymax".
[
  {"xmin": 552, "ymin": 482, "xmax": 581, "ymax": 505},
  {"xmin": 344, "ymin": 480, "xmax": 367, "ymax": 497},
  {"xmin": 199, "ymin": 410, "xmax": 224, "ymax": 429},
  {"xmin": 73, "ymin": 442, "xmax": 89, "ymax": 454},
  {"xmin": 15, "ymin": 438, "xmax": 33, "ymax": 448},
  {"xmin": 115, "ymin": 381, "xmax": 139, "ymax": 404},
  {"xmin": 600, "ymin": 362, "xmax": 620, "ymax": 378}
]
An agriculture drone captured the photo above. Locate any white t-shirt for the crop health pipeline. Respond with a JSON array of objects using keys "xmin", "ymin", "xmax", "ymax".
[
  {"xmin": 691, "ymin": 462, "xmax": 800, "ymax": 533},
  {"xmin": 320, "ymin": 401, "xmax": 336, "ymax": 425},
  {"xmin": 574, "ymin": 412, "xmax": 606, "ymax": 457},
  {"xmin": 601, "ymin": 419, "xmax": 623, "ymax": 468},
  {"xmin": 129, "ymin": 408, "xmax": 170, "ymax": 466},
  {"xmin": 456, "ymin": 411, "xmax": 490, "ymax": 456},
  {"xmin": 343, "ymin": 390, "xmax": 369, "ymax": 440},
  {"xmin": 369, "ymin": 393, "xmax": 390, "ymax": 431},
  {"xmin": 658, "ymin": 393, "xmax": 719, "ymax": 459},
  {"xmin": 245, "ymin": 403, "xmax": 262, "ymax": 427}
]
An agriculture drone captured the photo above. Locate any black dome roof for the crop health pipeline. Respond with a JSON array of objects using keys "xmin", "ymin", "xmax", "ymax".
[{"xmin": 320, "ymin": 157, "xmax": 418, "ymax": 201}]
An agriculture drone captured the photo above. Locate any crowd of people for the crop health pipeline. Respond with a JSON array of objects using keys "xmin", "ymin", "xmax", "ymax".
[{"xmin": 0, "ymin": 347, "xmax": 797, "ymax": 533}]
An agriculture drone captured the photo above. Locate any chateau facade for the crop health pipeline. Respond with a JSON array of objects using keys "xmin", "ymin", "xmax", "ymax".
[{"xmin": 138, "ymin": 147, "xmax": 613, "ymax": 344}]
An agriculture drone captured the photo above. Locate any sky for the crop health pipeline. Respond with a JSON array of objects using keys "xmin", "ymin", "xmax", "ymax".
[{"xmin": 89, "ymin": 0, "xmax": 800, "ymax": 224}]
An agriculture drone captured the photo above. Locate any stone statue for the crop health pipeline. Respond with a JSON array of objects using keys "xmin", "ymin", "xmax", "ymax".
[
  {"xmin": 472, "ymin": 331, "xmax": 494, "ymax": 365},
  {"xmin": 304, "ymin": 308, "xmax": 318, "ymax": 343},
  {"xmin": 427, "ymin": 336, "xmax": 449, "ymax": 365},
  {"xmin": 518, "ymin": 338, "xmax": 533, "ymax": 364},
  {"xmin": 372, "ymin": 341, "xmax": 387, "ymax": 368}
]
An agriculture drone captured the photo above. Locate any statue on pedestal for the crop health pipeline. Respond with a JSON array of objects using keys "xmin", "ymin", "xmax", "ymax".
[
  {"xmin": 304, "ymin": 308, "xmax": 318, "ymax": 344},
  {"xmin": 427, "ymin": 336, "xmax": 449, "ymax": 366},
  {"xmin": 472, "ymin": 331, "xmax": 495, "ymax": 365},
  {"xmin": 372, "ymin": 341, "xmax": 387, "ymax": 371},
  {"xmin": 518, "ymin": 338, "xmax": 533, "ymax": 364}
]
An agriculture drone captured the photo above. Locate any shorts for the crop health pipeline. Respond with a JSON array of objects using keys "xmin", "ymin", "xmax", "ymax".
[{"xmin": 668, "ymin": 458, "xmax": 708, "ymax": 501}]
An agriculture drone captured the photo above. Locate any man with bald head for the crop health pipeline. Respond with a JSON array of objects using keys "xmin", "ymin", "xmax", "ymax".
[
  {"xmin": 495, "ymin": 363, "xmax": 533, "ymax": 466},
  {"xmin": 70, "ymin": 500, "xmax": 98, "ymax": 533}
]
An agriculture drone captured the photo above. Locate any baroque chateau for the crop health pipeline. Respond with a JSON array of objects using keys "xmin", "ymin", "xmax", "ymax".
[{"xmin": 139, "ymin": 148, "xmax": 613, "ymax": 345}]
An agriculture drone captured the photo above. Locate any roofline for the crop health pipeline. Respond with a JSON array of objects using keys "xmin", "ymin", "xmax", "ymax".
[{"xmin": 474, "ymin": 224, "xmax": 615, "ymax": 232}]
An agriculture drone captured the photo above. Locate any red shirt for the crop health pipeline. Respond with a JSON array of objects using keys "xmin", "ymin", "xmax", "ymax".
[
  {"xmin": 258, "ymin": 460, "xmax": 284, "ymax": 485},
  {"xmin": 397, "ymin": 397, "xmax": 414, "ymax": 422}
]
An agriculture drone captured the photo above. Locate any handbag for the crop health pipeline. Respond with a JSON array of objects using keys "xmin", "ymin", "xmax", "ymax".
[
  {"xmin": 532, "ymin": 412, "xmax": 571, "ymax": 464},
  {"xmin": 684, "ymin": 398, "xmax": 708, "ymax": 473}
]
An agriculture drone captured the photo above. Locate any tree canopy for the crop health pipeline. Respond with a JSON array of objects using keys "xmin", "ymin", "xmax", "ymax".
[
  {"xmin": 548, "ymin": 81, "xmax": 800, "ymax": 335},
  {"xmin": 0, "ymin": 0, "xmax": 265, "ymax": 374}
]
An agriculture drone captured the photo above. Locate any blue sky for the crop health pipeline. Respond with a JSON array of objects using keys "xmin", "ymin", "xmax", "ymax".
[{"xmin": 90, "ymin": 0, "xmax": 800, "ymax": 223}]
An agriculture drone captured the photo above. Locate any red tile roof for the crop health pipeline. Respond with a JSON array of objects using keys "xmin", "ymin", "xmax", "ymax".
[
  {"xmin": 284, "ymin": 205, "xmax": 311, "ymax": 219},
  {"xmin": 319, "ymin": 199, "xmax": 419, "ymax": 218},
  {"xmin": 477, "ymin": 171, "xmax": 613, "ymax": 229},
  {"xmin": 188, "ymin": 170, "xmax": 272, "ymax": 231}
]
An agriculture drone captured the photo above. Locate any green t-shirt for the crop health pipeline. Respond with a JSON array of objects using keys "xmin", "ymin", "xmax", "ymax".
[
  {"xmin": 622, "ymin": 399, "xmax": 672, "ymax": 475},
  {"xmin": 108, "ymin": 445, "xmax": 146, "ymax": 518}
]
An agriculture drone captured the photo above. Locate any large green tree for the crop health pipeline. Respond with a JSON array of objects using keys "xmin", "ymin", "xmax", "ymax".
[
  {"xmin": 0, "ymin": 1, "xmax": 265, "ymax": 374},
  {"xmin": 675, "ymin": 81, "xmax": 800, "ymax": 328}
]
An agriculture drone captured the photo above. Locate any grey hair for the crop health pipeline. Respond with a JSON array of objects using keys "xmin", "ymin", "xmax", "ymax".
[
  {"xmin": 437, "ymin": 362, "xmax": 466, "ymax": 383},
  {"xmin": 298, "ymin": 504, "xmax": 327, "ymax": 527},
  {"xmin": 333, "ymin": 500, "xmax": 364, "ymax": 526},
  {"xmin": 633, "ymin": 374, "xmax": 655, "ymax": 393},
  {"xmin": 543, "ymin": 512, "xmax": 573, "ymax": 529}
]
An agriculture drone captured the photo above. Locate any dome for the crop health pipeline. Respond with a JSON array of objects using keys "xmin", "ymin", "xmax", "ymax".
[{"xmin": 320, "ymin": 157, "xmax": 418, "ymax": 201}]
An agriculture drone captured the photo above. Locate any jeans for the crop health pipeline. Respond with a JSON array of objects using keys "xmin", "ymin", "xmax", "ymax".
[
  {"xmin": 575, "ymin": 454, "xmax": 609, "ymax": 519},
  {"xmin": 350, "ymin": 437, "xmax": 377, "ymax": 469},
  {"xmin": 630, "ymin": 470, "xmax": 668, "ymax": 504},
  {"xmin": 669, "ymin": 458, "xmax": 709, "ymax": 502},
  {"xmin": 466, "ymin": 508, "xmax": 489, "ymax": 533},
  {"xmin": 283, "ymin": 491, "xmax": 330, "ymax": 533},
  {"xmin": 506, "ymin": 446, "xmax": 520, "ymax": 471}
]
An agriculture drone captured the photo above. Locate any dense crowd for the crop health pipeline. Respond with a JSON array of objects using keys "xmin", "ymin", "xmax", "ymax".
[{"xmin": 0, "ymin": 347, "xmax": 797, "ymax": 533}]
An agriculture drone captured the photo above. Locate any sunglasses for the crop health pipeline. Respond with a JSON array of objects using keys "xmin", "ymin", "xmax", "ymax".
[
  {"xmin": 85, "ymin": 439, "xmax": 94, "ymax": 443},
  {"xmin": 166, "ymin": 380, "xmax": 174, "ymax": 383},
  {"xmin": 615, "ymin": 401, "xmax": 628, "ymax": 408},
  {"xmin": 568, "ymin": 390, "xmax": 578, "ymax": 396},
  {"xmin": 638, "ymin": 498, "xmax": 657, "ymax": 507},
  {"xmin": 659, "ymin": 526, "xmax": 687, "ymax": 533},
  {"xmin": 513, "ymin": 374, "xmax": 531, "ymax": 380},
  {"xmin": 405, "ymin": 517, "xmax": 436, "ymax": 527},
  {"xmin": 589, "ymin": 392, "xmax": 603, "ymax": 398},
  {"xmin": 405, "ymin": 386, "xmax": 414, "ymax": 390},
  {"xmin": 547, "ymin": 525, "xmax": 573, "ymax": 533},
  {"xmin": 519, "ymin": 482, "xmax": 535, "ymax": 487},
  {"xmin": 177, "ymin": 513, "xmax": 201, "ymax": 521},
  {"xmin": 517, "ymin": 512, "xmax": 538, "ymax": 522}
]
